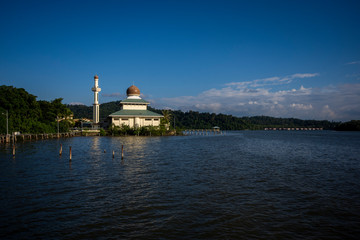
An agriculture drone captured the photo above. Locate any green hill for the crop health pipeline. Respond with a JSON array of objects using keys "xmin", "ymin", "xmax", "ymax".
[
  {"xmin": 68, "ymin": 101, "xmax": 340, "ymax": 130},
  {"xmin": 0, "ymin": 85, "xmax": 73, "ymax": 134},
  {"xmin": 335, "ymin": 120, "xmax": 360, "ymax": 131}
]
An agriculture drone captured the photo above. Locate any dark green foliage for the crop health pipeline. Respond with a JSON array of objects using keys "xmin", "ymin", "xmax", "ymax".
[
  {"xmin": 108, "ymin": 124, "xmax": 131, "ymax": 136},
  {"xmin": 0, "ymin": 85, "xmax": 73, "ymax": 134},
  {"xmin": 170, "ymin": 111, "xmax": 250, "ymax": 130},
  {"xmin": 68, "ymin": 101, "xmax": 121, "ymax": 121},
  {"xmin": 239, "ymin": 116, "xmax": 339, "ymax": 130},
  {"xmin": 107, "ymin": 124, "xmax": 167, "ymax": 136},
  {"xmin": 147, "ymin": 107, "xmax": 339, "ymax": 130},
  {"xmin": 139, "ymin": 125, "xmax": 167, "ymax": 136},
  {"xmin": 99, "ymin": 128, "xmax": 107, "ymax": 136},
  {"xmin": 67, "ymin": 104, "xmax": 92, "ymax": 119},
  {"xmin": 68, "ymin": 100, "xmax": 343, "ymax": 131},
  {"xmin": 2, "ymin": 87, "xmax": 345, "ymax": 135},
  {"xmin": 99, "ymin": 101, "xmax": 121, "ymax": 120},
  {"xmin": 169, "ymin": 112, "xmax": 339, "ymax": 130},
  {"xmin": 335, "ymin": 120, "xmax": 360, "ymax": 131}
]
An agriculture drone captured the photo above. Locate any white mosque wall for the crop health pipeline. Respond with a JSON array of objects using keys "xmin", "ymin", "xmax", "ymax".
[
  {"xmin": 111, "ymin": 117, "xmax": 161, "ymax": 128},
  {"xmin": 122, "ymin": 104, "xmax": 147, "ymax": 110}
]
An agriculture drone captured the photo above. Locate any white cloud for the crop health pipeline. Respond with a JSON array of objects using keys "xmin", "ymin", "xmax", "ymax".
[
  {"xmin": 153, "ymin": 73, "xmax": 360, "ymax": 121},
  {"xmin": 345, "ymin": 61, "xmax": 360, "ymax": 65},
  {"xmin": 321, "ymin": 105, "xmax": 336, "ymax": 119},
  {"xmin": 226, "ymin": 73, "xmax": 319, "ymax": 88},
  {"xmin": 290, "ymin": 103, "xmax": 313, "ymax": 110},
  {"xmin": 291, "ymin": 73, "xmax": 319, "ymax": 78},
  {"xmin": 69, "ymin": 102, "xmax": 85, "ymax": 105}
]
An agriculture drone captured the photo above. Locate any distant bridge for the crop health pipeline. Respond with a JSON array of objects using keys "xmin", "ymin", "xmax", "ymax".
[
  {"xmin": 183, "ymin": 129, "xmax": 224, "ymax": 135},
  {"xmin": 264, "ymin": 127, "xmax": 323, "ymax": 131}
]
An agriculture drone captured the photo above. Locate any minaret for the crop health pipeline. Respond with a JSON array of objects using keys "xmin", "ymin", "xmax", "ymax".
[{"xmin": 91, "ymin": 75, "xmax": 101, "ymax": 125}]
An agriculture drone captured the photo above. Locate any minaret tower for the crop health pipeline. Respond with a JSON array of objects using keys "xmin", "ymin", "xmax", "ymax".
[{"xmin": 92, "ymin": 75, "xmax": 101, "ymax": 125}]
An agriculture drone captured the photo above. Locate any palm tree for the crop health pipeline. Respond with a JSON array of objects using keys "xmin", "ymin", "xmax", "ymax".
[{"xmin": 161, "ymin": 110, "xmax": 171, "ymax": 129}]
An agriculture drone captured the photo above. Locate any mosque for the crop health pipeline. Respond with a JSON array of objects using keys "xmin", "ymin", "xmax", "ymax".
[{"xmin": 92, "ymin": 75, "xmax": 163, "ymax": 129}]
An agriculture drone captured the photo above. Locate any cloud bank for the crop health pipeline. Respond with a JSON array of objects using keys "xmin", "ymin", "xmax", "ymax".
[
  {"xmin": 345, "ymin": 61, "xmax": 360, "ymax": 65},
  {"xmin": 154, "ymin": 73, "xmax": 360, "ymax": 121},
  {"xmin": 69, "ymin": 102, "xmax": 85, "ymax": 105}
]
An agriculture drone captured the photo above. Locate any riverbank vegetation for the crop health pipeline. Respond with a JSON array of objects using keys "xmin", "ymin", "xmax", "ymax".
[
  {"xmin": 69, "ymin": 102, "xmax": 342, "ymax": 130},
  {"xmin": 335, "ymin": 120, "xmax": 360, "ymax": 131},
  {"xmin": 2, "ymin": 85, "xmax": 358, "ymax": 134},
  {"xmin": 0, "ymin": 85, "xmax": 73, "ymax": 134},
  {"xmin": 107, "ymin": 124, "xmax": 174, "ymax": 136}
]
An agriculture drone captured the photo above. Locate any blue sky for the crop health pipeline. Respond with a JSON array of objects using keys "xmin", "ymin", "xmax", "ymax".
[{"xmin": 1, "ymin": 0, "xmax": 359, "ymax": 121}]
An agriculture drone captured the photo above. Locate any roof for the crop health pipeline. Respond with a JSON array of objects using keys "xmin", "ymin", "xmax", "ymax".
[
  {"xmin": 109, "ymin": 109, "xmax": 163, "ymax": 117},
  {"xmin": 120, "ymin": 98, "xmax": 149, "ymax": 104},
  {"xmin": 126, "ymin": 85, "xmax": 140, "ymax": 96}
]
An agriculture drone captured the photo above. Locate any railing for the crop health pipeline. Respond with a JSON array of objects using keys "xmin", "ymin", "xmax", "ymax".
[
  {"xmin": 264, "ymin": 128, "xmax": 323, "ymax": 131},
  {"xmin": 0, "ymin": 132, "xmax": 81, "ymax": 144},
  {"xmin": 183, "ymin": 129, "xmax": 224, "ymax": 135}
]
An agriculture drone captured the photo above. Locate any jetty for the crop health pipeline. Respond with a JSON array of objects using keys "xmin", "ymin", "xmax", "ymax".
[
  {"xmin": 264, "ymin": 127, "xmax": 323, "ymax": 131},
  {"xmin": 0, "ymin": 130, "xmax": 100, "ymax": 144},
  {"xmin": 183, "ymin": 128, "xmax": 224, "ymax": 135}
]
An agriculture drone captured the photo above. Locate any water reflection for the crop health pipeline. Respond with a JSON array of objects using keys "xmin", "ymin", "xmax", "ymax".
[
  {"xmin": 109, "ymin": 136, "xmax": 164, "ymax": 204},
  {"xmin": 91, "ymin": 136, "xmax": 101, "ymax": 152},
  {"xmin": 1, "ymin": 132, "xmax": 360, "ymax": 239},
  {"xmin": 109, "ymin": 136, "xmax": 160, "ymax": 160}
]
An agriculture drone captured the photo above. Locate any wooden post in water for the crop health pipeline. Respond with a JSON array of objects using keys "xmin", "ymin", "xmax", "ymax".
[
  {"xmin": 59, "ymin": 144, "xmax": 62, "ymax": 156},
  {"xmin": 112, "ymin": 150, "xmax": 115, "ymax": 159},
  {"xmin": 69, "ymin": 146, "xmax": 72, "ymax": 161},
  {"xmin": 12, "ymin": 144, "xmax": 15, "ymax": 157},
  {"xmin": 121, "ymin": 145, "xmax": 124, "ymax": 160}
]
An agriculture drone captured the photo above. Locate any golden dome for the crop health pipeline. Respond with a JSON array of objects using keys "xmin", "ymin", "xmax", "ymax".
[
  {"xmin": 126, "ymin": 85, "xmax": 140, "ymax": 96},
  {"xmin": 94, "ymin": 75, "xmax": 99, "ymax": 79}
]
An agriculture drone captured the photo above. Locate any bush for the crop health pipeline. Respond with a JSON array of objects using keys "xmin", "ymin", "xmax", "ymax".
[
  {"xmin": 99, "ymin": 128, "xmax": 106, "ymax": 136},
  {"xmin": 107, "ymin": 124, "xmax": 170, "ymax": 136}
]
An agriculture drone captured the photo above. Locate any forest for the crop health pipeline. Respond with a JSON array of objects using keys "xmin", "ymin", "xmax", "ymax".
[
  {"xmin": 68, "ymin": 101, "xmax": 341, "ymax": 130},
  {"xmin": 0, "ymin": 85, "xmax": 73, "ymax": 134},
  {"xmin": 2, "ymin": 85, "xmax": 357, "ymax": 134},
  {"xmin": 334, "ymin": 120, "xmax": 360, "ymax": 131}
]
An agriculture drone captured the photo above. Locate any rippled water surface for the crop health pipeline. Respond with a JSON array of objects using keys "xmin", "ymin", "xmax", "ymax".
[{"xmin": 1, "ymin": 131, "xmax": 360, "ymax": 239}]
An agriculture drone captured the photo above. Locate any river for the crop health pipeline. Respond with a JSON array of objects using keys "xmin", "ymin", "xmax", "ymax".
[{"xmin": 1, "ymin": 131, "xmax": 360, "ymax": 239}]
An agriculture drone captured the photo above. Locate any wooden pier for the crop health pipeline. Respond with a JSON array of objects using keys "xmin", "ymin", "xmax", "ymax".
[
  {"xmin": 0, "ymin": 132, "xmax": 81, "ymax": 144},
  {"xmin": 183, "ymin": 129, "xmax": 224, "ymax": 135},
  {"xmin": 264, "ymin": 127, "xmax": 323, "ymax": 131}
]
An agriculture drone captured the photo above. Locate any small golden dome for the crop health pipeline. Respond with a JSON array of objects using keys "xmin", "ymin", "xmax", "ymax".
[
  {"xmin": 126, "ymin": 85, "xmax": 140, "ymax": 96},
  {"xmin": 94, "ymin": 75, "xmax": 99, "ymax": 79}
]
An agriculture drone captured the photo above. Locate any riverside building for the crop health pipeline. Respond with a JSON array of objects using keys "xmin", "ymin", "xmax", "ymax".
[{"xmin": 108, "ymin": 85, "xmax": 163, "ymax": 128}]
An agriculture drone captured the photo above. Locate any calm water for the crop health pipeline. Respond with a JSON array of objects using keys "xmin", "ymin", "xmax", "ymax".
[{"xmin": 0, "ymin": 131, "xmax": 360, "ymax": 239}]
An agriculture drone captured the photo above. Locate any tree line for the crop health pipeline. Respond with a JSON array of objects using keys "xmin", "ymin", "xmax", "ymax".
[
  {"xmin": 151, "ymin": 109, "xmax": 340, "ymax": 130},
  {"xmin": 68, "ymin": 101, "xmax": 343, "ymax": 130},
  {"xmin": 2, "ymin": 85, "xmax": 357, "ymax": 134},
  {"xmin": 334, "ymin": 120, "xmax": 360, "ymax": 131},
  {"xmin": 0, "ymin": 85, "xmax": 73, "ymax": 134}
]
